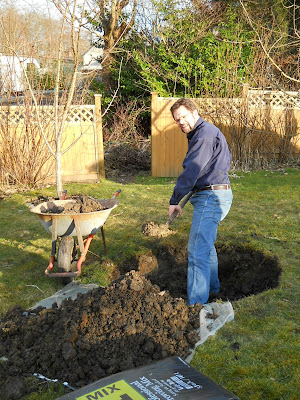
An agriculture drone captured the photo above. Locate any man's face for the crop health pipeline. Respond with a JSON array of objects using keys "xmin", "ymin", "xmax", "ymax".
[{"xmin": 173, "ymin": 106, "xmax": 199, "ymax": 134}]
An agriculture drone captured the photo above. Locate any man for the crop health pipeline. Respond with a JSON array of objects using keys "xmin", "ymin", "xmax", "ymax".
[{"xmin": 169, "ymin": 98, "xmax": 233, "ymax": 305}]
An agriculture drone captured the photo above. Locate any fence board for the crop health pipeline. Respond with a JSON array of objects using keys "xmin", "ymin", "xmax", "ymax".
[
  {"xmin": 58, "ymin": 123, "xmax": 98, "ymax": 182},
  {"xmin": 151, "ymin": 95, "xmax": 188, "ymax": 177}
]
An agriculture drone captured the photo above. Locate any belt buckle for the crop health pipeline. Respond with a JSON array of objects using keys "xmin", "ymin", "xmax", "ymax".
[{"xmin": 211, "ymin": 184, "xmax": 229, "ymax": 190}]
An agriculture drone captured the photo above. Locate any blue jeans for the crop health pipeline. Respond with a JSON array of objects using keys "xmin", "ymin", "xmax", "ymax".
[{"xmin": 187, "ymin": 189, "xmax": 233, "ymax": 305}]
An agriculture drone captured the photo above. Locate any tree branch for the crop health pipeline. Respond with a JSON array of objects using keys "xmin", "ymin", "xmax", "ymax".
[{"xmin": 239, "ymin": 0, "xmax": 300, "ymax": 83}]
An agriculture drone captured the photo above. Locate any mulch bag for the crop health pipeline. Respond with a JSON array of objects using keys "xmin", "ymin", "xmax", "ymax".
[{"xmin": 57, "ymin": 356, "xmax": 240, "ymax": 400}]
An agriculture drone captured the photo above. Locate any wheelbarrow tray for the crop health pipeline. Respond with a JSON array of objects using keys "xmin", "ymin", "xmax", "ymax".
[{"xmin": 30, "ymin": 199, "xmax": 119, "ymax": 237}]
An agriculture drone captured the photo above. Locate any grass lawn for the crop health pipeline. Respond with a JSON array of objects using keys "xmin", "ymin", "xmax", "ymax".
[{"xmin": 0, "ymin": 168, "xmax": 299, "ymax": 399}]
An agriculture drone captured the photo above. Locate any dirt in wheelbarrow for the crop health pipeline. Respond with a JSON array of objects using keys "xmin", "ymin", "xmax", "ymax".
[
  {"xmin": 38, "ymin": 194, "xmax": 108, "ymax": 214},
  {"xmin": 0, "ymin": 270, "xmax": 203, "ymax": 399}
]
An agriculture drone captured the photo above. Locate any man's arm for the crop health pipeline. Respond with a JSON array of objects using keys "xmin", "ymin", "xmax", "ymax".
[{"xmin": 170, "ymin": 136, "xmax": 212, "ymax": 205}]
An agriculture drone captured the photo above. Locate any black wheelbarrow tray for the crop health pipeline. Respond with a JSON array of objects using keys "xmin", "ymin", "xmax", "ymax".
[{"xmin": 30, "ymin": 193, "xmax": 120, "ymax": 279}]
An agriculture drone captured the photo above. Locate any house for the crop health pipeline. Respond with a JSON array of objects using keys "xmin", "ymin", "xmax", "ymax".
[
  {"xmin": 0, "ymin": 54, "xmax": 40, "ymax": 93},
  {"xmin": 81, "ymin": 46, "xmax": 103, "ymax": 71}
]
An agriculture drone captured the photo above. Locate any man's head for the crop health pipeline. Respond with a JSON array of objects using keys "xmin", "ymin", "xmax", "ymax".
[{"xmin": 170, "ymin": 98, "xmax": 200, "ymax": 134}]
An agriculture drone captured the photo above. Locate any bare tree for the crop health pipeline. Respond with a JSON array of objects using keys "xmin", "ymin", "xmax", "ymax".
[
  {"xmin": 0, "ymin": 0, "xmax": 96, "ymax": 196},
  {"xmin": 85, "ymin": 0, "xmax": 138, "ymax": 89},
  {"xmin": 239, "ymin": 0, "xmax": 300, "ymax": 86},
  {"xmin": 0, "ymin": 0, "xmax": 127, "ymax": 195}
]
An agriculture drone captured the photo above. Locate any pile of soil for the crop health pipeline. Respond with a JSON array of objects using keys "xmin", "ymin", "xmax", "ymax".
[
  {"xmin": 142, "ymin": 221, "xmax": 176, "ymax": 238},
  {"xmin": 39, "ymin": 195, "xmax": 108, "ymax": 214},
  {"xmin": 0, "ymin": 271, "xmax": 202, "ymax": 398}
]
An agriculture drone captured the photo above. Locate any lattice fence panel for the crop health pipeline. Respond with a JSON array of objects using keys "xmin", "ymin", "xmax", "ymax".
[
  {"xmin": 0, "ymin": 105, "xmax": 95, "ymax": 125},
  {"xmin": 65, "ymin": 106, "xmax": 95, "ymax": 123},
  {"xmin": 248, "ymin": 90, "xmax": 300, "ymax": 109},
  {"xmin": 0, "ymin": 108, "xmax": 25, "ymax": 124}
]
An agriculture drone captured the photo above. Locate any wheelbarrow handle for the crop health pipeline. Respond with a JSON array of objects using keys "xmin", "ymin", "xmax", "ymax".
[{"xmin": 111, "ymin": 189, "xmax": 121, "ymax": 199}]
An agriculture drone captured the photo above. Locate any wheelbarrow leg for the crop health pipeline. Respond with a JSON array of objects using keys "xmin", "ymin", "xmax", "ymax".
[
  {"xmin": 74, "ymin": 218, "xmax": 84, "ymax": 253},
  {"xmin": 76, "ymin": 234, "xmax": 95, "ymax": 275},
  {"xmin": 46, "ymin": 216, "xmax": 58, "ymax": 275},
  {"xmin": 73, "ymin": 217, "xmax": 96, "ymax": 276},
  {"xmin": 101, "ymin": 226, "xmax": 107, "ymax": 256},
  {"xmin": 44, "ymin": 217, "xmax": 110, "ymax": 279}
]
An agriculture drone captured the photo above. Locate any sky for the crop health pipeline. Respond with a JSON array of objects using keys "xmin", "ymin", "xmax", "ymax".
[{"xmin": 16, "ymin": 0, "xmax": 62, "ymax": 19}]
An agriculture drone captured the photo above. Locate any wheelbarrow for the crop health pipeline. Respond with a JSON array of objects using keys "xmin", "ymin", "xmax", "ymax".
[{"xmin": 30, "ymin": 190, "xmax": 120, "ymax": 281}]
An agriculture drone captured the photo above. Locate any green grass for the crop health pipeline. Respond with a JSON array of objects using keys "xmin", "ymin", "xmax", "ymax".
[{"xmin": 0, "ymin": 168, "xmax": 299, "ymax": 400}]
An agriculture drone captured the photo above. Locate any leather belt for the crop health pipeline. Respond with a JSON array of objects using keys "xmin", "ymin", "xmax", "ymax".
[{"xmin": 195, "ymin": 184, "xmax": 231, "ymax": 192}]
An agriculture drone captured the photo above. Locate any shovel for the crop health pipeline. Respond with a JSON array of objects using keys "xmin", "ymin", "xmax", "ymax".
[{"xmin": 166, "ymin": 190, "xmax": 195, "ymax": 226}]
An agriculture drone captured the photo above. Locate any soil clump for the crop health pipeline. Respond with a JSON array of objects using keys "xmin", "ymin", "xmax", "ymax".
[
  {"xmin": 142, "ymin": 221, "xmax": 176, "ymax": 238},
  {"xmin": 0, "ymin": 271, "xmax": 202, "ymax": 398}
]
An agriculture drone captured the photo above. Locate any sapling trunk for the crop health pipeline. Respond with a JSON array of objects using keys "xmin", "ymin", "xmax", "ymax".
[{"xmin": 55, "ymin": 152, "xmax": 63, "ymax": 199}]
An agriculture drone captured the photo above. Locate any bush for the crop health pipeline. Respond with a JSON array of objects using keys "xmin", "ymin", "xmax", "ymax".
[{"xmin": 104, "ymin": 141, "xmax": 151, "ymax": 176}]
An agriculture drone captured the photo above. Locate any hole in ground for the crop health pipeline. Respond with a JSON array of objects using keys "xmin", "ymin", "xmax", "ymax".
[{"xmin": 118, "ymin": 243, "xmax": 282, "ymax": 302}]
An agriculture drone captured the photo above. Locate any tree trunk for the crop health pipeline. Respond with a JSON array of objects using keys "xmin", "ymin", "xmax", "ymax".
[
  {"xmin": 56, "ymin": 152, "xmax": 63, "ymax": 199},
  {"xmin": 102, "ymin": 48, "xmax": 116, "ymax": 90}
]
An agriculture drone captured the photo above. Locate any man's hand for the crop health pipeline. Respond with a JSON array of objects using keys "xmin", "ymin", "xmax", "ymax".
[{"xmin": 169, "ymin": 204, "xmax": 183, "ymax": 218}]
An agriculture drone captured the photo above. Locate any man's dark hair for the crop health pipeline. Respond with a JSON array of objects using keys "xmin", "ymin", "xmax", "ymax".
[{"xmin": 170, "ymin": 98, "xmax": 198, "ymax": 116}]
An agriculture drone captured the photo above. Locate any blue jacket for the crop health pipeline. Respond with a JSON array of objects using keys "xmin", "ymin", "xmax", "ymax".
[{"xmin": 170, "ymin": 117, "xmax": 231, "ymax": 205}]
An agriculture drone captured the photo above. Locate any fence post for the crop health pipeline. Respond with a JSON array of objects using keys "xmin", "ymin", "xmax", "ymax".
[
  {"xmin": 151, "ymin": 92, "xmax": 158, "ymax": 176},
  {"xmin": 94, "ymin": 94, "xmax": 105, "ymax": 179}
]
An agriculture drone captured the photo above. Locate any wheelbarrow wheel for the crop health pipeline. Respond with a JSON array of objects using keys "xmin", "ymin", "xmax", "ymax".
[{"xmin": 57, "ymin": 236, "xmax": 76, "ymax": 283}]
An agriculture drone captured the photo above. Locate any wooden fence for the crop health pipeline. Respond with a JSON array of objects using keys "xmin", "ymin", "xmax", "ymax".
[
  {"xmin": 0, "ymin": 95, "xmax": 104, "ymax": 185},
  {"xmin": 151, "ymin": 89, "xmax": 300, "ymax": 177}
]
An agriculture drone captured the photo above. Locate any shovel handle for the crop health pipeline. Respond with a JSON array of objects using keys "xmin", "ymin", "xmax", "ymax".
[
  {"xmin": 168, "ymin": 209, "xmax": 180, "ymax": 224},
  {"xmin": 168, "ymin": 190, "xmax": 194, "ymax": 225},
  {"xmin": 179, "ymin": 190, "xmax": 194, "ymax": 208}
]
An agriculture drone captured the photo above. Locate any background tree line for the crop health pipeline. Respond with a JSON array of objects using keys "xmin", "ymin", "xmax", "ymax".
[
  {"xmin": 1, "ymin": 0, "xmax": 298, "ymax": 116},
  {"xmin": 0, "ymin": 0, "xmax": 299, "ymax": 190},
  {"xmin": 89, "ymin": 0, "xmax": 299, "ymax": 147}
]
